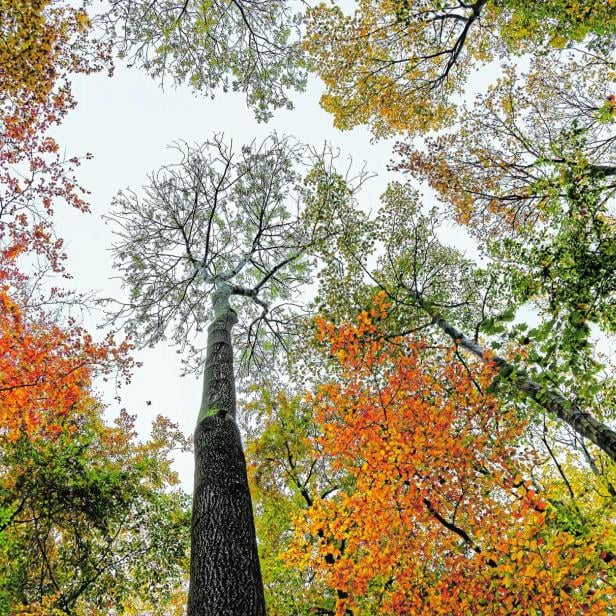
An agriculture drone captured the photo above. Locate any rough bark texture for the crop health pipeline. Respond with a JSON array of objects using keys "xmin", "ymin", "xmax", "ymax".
[
  {"xmin": 432, "ymin": 315, "xmax": 616, "ymax": 462},
  {"xmin": 187, "ymin": 285, "xmax": 266, "ymax": 615}
]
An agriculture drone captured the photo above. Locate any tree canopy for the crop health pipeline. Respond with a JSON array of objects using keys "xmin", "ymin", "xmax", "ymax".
[
  {"xmin": 100, "ymin": 0, "xmax": 306, "ymax": 120},
  {"xmin": 304, "ymin": 0, "xmax": 615, "ymax": 136},
  {"xmin": 1, "ymin": 0, "xmax": 614, "ymax": 613}
]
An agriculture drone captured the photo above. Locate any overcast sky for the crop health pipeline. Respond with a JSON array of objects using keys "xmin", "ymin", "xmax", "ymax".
[{"xmin": 52, "ymin": 61, "xmax": 475, "ymax": 490}]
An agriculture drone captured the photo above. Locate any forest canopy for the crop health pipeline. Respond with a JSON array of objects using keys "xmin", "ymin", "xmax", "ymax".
[{"xmin": 0, "ymin": 0, "xmax": 614, "ymax": 614}]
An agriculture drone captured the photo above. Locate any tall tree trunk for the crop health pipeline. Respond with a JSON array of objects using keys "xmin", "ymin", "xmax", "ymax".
[{"xmin": 187, "ymin": 285, "xmax": 266, "ymax": 615}]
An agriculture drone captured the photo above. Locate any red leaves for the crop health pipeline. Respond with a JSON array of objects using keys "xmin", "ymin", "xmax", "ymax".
[
  {"xmin": 0, "ymin": 90, "xmax": 91, "ymax": 272},
  {"xmin": 0, "ymin": 287, "xmax": 133, "ymax": 442}
]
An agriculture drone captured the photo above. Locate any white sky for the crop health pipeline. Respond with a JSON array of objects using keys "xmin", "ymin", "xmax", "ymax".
[{"xmin": 51, "ymin": 64, "xmax": 407, "ymax": 490}]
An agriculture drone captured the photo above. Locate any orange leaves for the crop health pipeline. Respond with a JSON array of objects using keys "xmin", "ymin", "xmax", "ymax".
[
  {"xmin": 0, "ymin": 288, "xmax": 132, "ymax": 442},
  {"xmin": 0, "ymin": 91, "xmax": 91, "ymax": 270},
  {"xmin": 0, "ymin": 2, "xmax": 111, "ymax": 273},
  {"xmin": 286, "ymin": 300, "xmax": 615, "ymax": 613}
]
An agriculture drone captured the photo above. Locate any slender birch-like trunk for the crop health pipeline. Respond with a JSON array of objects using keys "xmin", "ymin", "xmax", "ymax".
[
  {"xmin": 431, "ymin": 315, "xmax": 616, "ymax": 462},
  {"xmin": 187, "ymin": 284, "xmax": 266, "ymax": 615}
]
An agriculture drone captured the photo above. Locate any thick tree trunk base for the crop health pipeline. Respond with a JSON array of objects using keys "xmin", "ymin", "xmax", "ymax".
[{"xmin": 187, "ymin": 413, "xmax": 266, "ymax": 616}]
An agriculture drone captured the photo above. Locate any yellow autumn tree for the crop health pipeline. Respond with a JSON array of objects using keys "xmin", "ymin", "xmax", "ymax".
[{"xmin": 304, "ymin": 0, "xmax": 615, "ymax": 136}]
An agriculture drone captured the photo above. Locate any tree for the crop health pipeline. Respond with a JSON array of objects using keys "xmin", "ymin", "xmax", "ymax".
[
  {"xmin": 100, "ymin": 0, "xmax": 306, "ymax": 121},
  {"xmin": 309, "ymin": 179, "xmax": 616, "ymax": 462},
  {"xmin": 280, "ymin": 298, "xmax": 615, "ymax": 614},
  {"xmin": 303, "ymin": 0, "xmax": 615, "ymax": 136},
  {"xmin": 1, "ymin": 408, "xmax": 191, "ymax": 615},
  {"xmin": 396, "ymin": 56, "xmax": 615, "ymax": 336},
  {"xmin": 107, "ymin": 134, "xmax": 350, "ymax": 614},
  {"xmin": 0, "ymin": 285, "xmax": 191, "ymax": 614},
  {"xmin": 394, "ymin": 54, "xmax": 616, "ymax": 460}
]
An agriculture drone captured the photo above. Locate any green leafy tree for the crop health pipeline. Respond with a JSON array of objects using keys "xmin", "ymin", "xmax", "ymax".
[
  {"xmin": 0, "ymin": 408, "xmax": 191, "ymax": 615},
  {"xmin": 395, "ymin": 54, "xmax": 616, "ymax": 460},
  {"xmin": 100, "ymin": 0, "xmax": 306, "ymax": 121}
]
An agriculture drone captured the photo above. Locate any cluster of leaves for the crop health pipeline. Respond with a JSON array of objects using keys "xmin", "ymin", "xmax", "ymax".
[
  {"xmin": 0, "ymin": 405, "xmax": 191, "ymax": 614},
  {"xmin": 0, "ymin": 0, "xmax": 112, "ymax": 273},
  {"xmin": 247, "ymin": 296, "xmax": 615, "ymax": 614},
  {"xmin": 244, "ymin": 386, "xmax": 335, "ymax": 613},
  {"xmin": 0, "ymin": 0, "xmax": 108, "ymax": 106},
  {"xmin": 0, "ymin": 88, "xmax": 90, "ymax": 271},
  {"xmin": 495, "ymin": 0, "xmax": 616, "ymax": 51},
  {"xmin": 0, "ymin": 289, "xmax": 133, "ymax": 442}
]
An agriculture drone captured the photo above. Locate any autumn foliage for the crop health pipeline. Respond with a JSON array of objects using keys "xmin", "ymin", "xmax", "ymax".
[
  {"xmin": 281, "ymin": 295, "xmax": 614, "ymax": 614},
  {"xmin": 2, "ymin": 0, "xmax": 614, "ymax": 613},
  {"xmin": 0, "ymin": 4, "xmax": 192, "ymax": 613},
  {"xmin": 0, "ymin": 0, "xmax": 111, "ymax": 271},
  {"xmin": 0, "ymin": 90, "xmax": 92, "ymax": 270},
  {"xmin": 0, "ymin": 0, "xmax": 107, "ymax": 105},
  {"xmin": 0, "ymin": 287, "xmax": 133, "ymax": 442},
  {"xmin": 304, "ymin": 0, "xmax": 615, "ymax": 137}
]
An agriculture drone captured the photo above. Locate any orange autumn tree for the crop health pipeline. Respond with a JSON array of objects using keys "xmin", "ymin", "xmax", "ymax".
[
  {"xmin": 284, "ymin": 295, "xmax": 614, "ymax": 615},
  {"xmin": 0, "ymin": 286, "xmax": 132, "ymax": 441}
]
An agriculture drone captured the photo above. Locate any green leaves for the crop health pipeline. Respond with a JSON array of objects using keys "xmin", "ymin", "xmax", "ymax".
[
  {"xmin": 0, "ymin": 407, "xmax": 191, "ymax": 613},
  {"xmin": 102, "ymin": 0, "xmax": 306, "ymax": 121}
]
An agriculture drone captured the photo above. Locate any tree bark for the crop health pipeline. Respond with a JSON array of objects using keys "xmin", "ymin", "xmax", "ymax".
[
  {"xmin": 431, "ymin": 315, "xmax": 616, "ymax": 462},
  {"xmin": 187, "ymin": 285, "xmax": 266, "ymax": 615}
]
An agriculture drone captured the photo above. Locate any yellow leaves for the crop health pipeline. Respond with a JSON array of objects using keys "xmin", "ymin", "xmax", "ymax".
[
  {"xmin": 500, "ymin": 96, "xmax": 514, "ymax": 115},
  {"xmin": 12, "ymin": 595, "xmax": 67, "ymax": 616},
  {"xmin": 74, "ymin": 10, "xmax": 90, "ymax": 32},
  {"xmin": 549, "ymin": 33, "xmax": 568, "ymax": 48},
  {"xmin": 0, "ymin": 0, "xmax": 108, "ymax": 114},
  {"xmin": 305, "ymin": 0, "xmax": 467, "ymax": 136},
  {"xmin": 334, "ymin": 349, "xmax": 347, "ymax": 362},
  {"xmin": 357, "ymin": 309, "xmax": 372, "ymax": 328}
]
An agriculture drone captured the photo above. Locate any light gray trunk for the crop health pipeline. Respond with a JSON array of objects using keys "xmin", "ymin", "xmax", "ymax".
[
  {"xmin": 187, "ymin": 285, "xmax": 266, "ymax": 615},
  {"xmin": 432, "ymin": 315, "xmax": 616, "ymax": 462}
]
